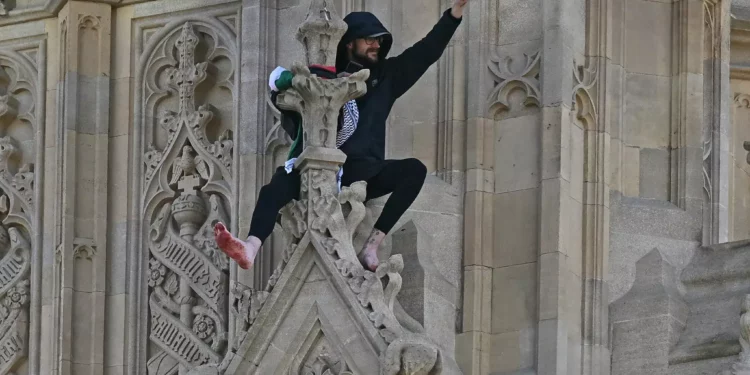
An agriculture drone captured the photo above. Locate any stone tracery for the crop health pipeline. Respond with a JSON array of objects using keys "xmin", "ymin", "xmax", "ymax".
[
  {"xmin": 0, "ymin": 48, "xmax": 38, "ymax": 375},
  {"xmin": 193, "ymin": 1, "xmax": 457, "ymax": 374},
  {"xmin": 487, "ymin": 49, "xmax": 541, "ymax": 117},
  {"xmin": 139, "ymin": 20, "xmax": 236, "ymax": 374}
]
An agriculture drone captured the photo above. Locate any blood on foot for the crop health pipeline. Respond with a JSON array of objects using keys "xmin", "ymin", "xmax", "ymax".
[{"xmin": 213, "ymin": 222, "xmax": 254, "ymax": 270}]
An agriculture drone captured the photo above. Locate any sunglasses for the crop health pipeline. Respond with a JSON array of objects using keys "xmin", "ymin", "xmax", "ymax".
[{"xmin": 362, "ymin": 36, "xmax": 385, "ymax": 45}]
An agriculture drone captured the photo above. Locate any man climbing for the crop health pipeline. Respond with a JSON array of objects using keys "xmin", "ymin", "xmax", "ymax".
[{"xmin": 214, "ymin": 0, "xmax": 468, "ymax": 271}]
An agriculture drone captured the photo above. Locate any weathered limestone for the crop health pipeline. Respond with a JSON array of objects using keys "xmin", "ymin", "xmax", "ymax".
[
  {"xmin": 731, "ymin": 294, "xmax": 750, "ymax": 374},
  {"xmin": 610, "ymin": 249, "xmax": 688, "ymax": 375},
  {"xmin": 50, "ymin": 2, "xmax": 112, "ymax": 374},
  {"xmin": 731, "ymin": 12, "xmax": 750, "ymax": 242},
  {"xmin": 667, "ymin": 240, "xmax": 750, "ymax": 375},
  {"xmin": 703, "ymin": 0, "xmax": 733, "ymax": 246},
  {"xmin": 219, "ymin": 1, "xmax": 461, "ymax": 373},
  {"xmin": 136, "ymin": 18, "xmax": 237, "ymax": 374},
  {"xmin": 2, "ymin": 0, "xmax": 749, "ymax": 374},
  {"xmin": 0, "ymin": 12, "xmax": 45, "ymax": 375},
  {"xmin": 391, "ymin": 220, "xmax": 458, "ymax": 354}
]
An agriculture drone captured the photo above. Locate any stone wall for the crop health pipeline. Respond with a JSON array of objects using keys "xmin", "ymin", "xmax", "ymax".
[
  {"xmin": 0, "ymin": 0, "xmax": 744, "ymax": 374},
  {"xmin": 0, "ymin": 0, "xmax": 467, "ymax": 373},
  {"xmin": 731, "ymin": 15, "xmax": 750, "ymax": 242}
]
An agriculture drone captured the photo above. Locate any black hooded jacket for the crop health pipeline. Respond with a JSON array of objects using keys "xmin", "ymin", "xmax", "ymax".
[
  {"xmin": 273, "ymin": 8, "xmax": 461, "ymax": 183},
  {"xmin": 334, "ymin": 8, "xmax": 462, "ymax": 183}
]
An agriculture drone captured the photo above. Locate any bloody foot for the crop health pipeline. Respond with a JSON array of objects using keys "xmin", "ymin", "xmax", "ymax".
[{"xmin": 213, "ymin": 222, "xmax": 259, "ymax": 270}]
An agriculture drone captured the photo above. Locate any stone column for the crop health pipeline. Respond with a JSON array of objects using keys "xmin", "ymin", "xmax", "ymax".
[
  {"xmin": 238, "ymin": 0, "xmax": 276, "ymax": 291},
  {"xmin": 51, "ymin": 2, "xmax": 111, "ymax": 375},
  {"xmin": 703, "ymin": 0, "xmax": 732, "ymax": 245},
  {"xmin": 274, "ymin": 0, "xmax": 368, "ymax": 264},
  {"xmin": 458, "ymin": 0, "xmax": 612, "ymax": 373}
]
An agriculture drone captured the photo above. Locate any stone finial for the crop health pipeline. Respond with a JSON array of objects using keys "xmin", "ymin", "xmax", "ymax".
[
  {"xmin": 277, "ymin": 63, "xmax": 368, "ymax": 150},
  {"xmin": 273, "ymin": 0, "xmax": 369, "ymax": 267},
  {"xmin": 296, "ymin": 0, "xmax": 348, "ymax": 66}
]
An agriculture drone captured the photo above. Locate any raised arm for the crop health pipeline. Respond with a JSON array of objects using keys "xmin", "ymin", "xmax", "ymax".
[{"xmin": 386, "ymin": 0, "xmax": 466, "ymax": 98}]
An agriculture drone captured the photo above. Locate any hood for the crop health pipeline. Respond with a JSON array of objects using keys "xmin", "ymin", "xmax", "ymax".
[{"xmin": 335, "ymin": 12, "xmax": 393, "ymax": 73}]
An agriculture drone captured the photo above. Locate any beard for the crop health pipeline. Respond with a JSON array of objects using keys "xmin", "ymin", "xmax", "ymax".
[{"xmin": 352, "ymin": 48, "xmax": 379, "ymax": 67}]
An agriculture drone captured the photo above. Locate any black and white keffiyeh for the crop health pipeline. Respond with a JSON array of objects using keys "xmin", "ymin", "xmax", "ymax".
[
  {"xmin": 285, "ymin": 99, "xmax": 359, "ymax": 193},
  {"xmin": 337, "ymin": 100, "xmax": 359, "ymax": 148}
]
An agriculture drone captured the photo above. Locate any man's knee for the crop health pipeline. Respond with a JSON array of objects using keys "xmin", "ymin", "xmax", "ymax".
[
  {"xmin": 404, "ymin": 158, "xmax": 427, "ymax": 182},
  {"xmin": 257, "ymin": 184, "xmax": 275, "ymax": 201}
]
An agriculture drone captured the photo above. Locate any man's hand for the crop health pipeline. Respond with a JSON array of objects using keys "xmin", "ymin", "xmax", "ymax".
[{"xmin": 451, "ymin": 0, "xmax": 468, "ymax": 19}]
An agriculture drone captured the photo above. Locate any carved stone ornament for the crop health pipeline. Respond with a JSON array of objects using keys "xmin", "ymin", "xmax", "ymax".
[
  {"xmin": 0, "ymin": 227, "xmax": 32, "ymax": 374},
  {"xmin": 220, "ymin": 1, "xmax": 456, "ymax": 374},
  {"xmin": 487, "ymin": 49, "xmax": 541, "ymax": 117},
  {"xmin": 296, "ymin": 0, "xmax": 348, "ymax": 67},
  {"xmin": 276, "ymin": 64, "xmax": 368, "ymax": 150},
  {"xmin": 571, "ymin": 58, "xmax": 598, "ymax": 129},
  {"xmin": 735, "ymin": 93, "xmax": 750, "ymax": 109},
  {"xmin": 138, "ymin": 20, "xmax": 237, "ymax": 374},
  {"xmin": 737, "ymin": 95, "xmax": 750, "ymax": 167},
  {"xmin": 0, "ymin": 47, "xmax": 40, "ymax": 374}
]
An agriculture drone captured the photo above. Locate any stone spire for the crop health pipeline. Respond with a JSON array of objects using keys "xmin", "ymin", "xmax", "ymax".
[
  {"xmin": 296, "ymin": 0, "xmax": 348, "ymax": 66},
  {"xmin": 191, "ymin": 4, "xmax": 461, "ymax": 375},
  {"xmin": 275, "ymin": 0, "xmax": 369, "ymax": 264}
]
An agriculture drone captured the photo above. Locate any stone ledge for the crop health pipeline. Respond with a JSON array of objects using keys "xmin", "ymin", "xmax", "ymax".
[
  {"xmin": 667, "ymin": 241, "xmax": 750, "ymax": 366},
  {"xmin": 611, "ymin": 193, "xmax": 702, "ymax": 242}
]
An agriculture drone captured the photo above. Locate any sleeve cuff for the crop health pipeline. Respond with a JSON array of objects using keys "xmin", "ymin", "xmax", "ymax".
[{"xmin": 444, "ymin": 8, "xmax": 462, "ymax": 23}]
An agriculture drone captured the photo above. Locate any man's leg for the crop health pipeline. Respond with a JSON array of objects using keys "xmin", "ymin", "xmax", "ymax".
[
  {"xmin": 214, "ymin": 167, "xmax": 301, "ymax": 269},
  {"xmin": 359, "ymin": 158, "xmax": 427, "ymax": 270}
]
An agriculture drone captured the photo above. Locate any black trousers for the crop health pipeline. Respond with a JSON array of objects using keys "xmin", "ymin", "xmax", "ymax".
[{"xmin": 248, "ymin": 158, "xmax": 427, "ymax": 243}]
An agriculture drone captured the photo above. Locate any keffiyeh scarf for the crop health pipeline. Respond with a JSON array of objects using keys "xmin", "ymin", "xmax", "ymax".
[{"xmin": 271, "ymin": 66, "xmax": 359, "ymax": 191}]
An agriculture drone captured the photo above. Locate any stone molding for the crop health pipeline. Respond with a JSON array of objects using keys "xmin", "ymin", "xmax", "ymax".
[
  {"xmin": 129, "ymin": 7, "xmax": 240, "ymax": 373},
  {"xmin": 0, "ymin": 33, "xmax": 45, "ymax": 375}
]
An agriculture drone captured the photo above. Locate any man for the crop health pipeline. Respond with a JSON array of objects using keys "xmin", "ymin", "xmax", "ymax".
[{"xmin": 215, "ymin": 0, "xmax": 467, "ymax": 271}]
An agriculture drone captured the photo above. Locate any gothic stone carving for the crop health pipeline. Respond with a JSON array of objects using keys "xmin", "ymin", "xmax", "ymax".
[
  {"xmin": 275, "ymin": 0, "xmax": 368, "ymax": 150},
  {"xmin": 487, "ymin": 49, "xmax": 541, "ymax": 117},
  {"xmin": 0, "ymin": 227, "xmax": 31, "ymax": 374},
  {"xmin": 572, "ymin": 59, "xmax": 598, "ymax": 129},
  {"xmin": 735, "ymin": 93, "xmax": 750, "ymax": 109},
  {"xmin": 226, "ymin": 1, "xmax": 452, "ymax": 373},
  {"xmin": 229, "ymin": 177, "xmax": 446, "ymax": 374},
  {"xmin": 276, "ymin": 63, "xmax": 368, "ymax": 149},
  {"xmin": 735, "ymin": 94, "xmax": 750, "ymax": 166},
  {"xmin": 704, "ymin": 1, "xmax": 717, "ymax": 205},
  {"xmin": 297, "ymin": 0, "xmax": 348, "ymax": 67},
  {"xmin": 264, "ymin": 95, "xmax": 292, "ymax": 155},
  {"xmin": 139, "ymin": 20, "xmax": 236, "ymax": 374},
  {"xmin": 0, "ymin": 47, "xmax": 39, "ymax": 375}
]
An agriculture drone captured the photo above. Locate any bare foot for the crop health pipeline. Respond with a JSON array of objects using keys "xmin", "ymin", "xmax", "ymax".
[
  {"xmin": 214, "ymin": 222, "xmax": 259, "ymax": 270},
  {"xmin": 359, "ymin": 249, "xmax": 379, "ymax": 271},
  {"xmin": 359, "ymin": 228, "xmax": 386, "ymax": 271}
]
